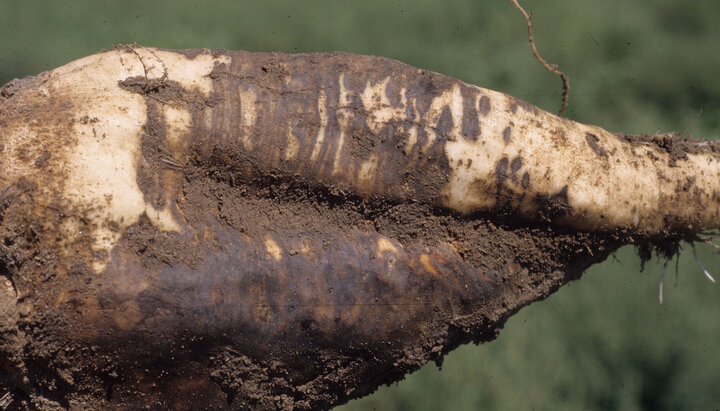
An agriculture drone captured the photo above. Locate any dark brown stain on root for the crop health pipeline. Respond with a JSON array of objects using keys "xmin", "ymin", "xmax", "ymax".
[
  {"xmin": 585, "ymin": 132, "xmax": 608, "ymax": 158},
  {"xmin": 521, "ymin": 172, "xmax": 530, "ymax": 189},
  {"xmin": 460, "ymin": 85, "xmax": 481, "ymax": 141},
  {"xmin": 511, "ymin": 156, "xmax": 523, "ymax": 174},
  {"xmin": 503, "ymin": 126, "xmax": 512, "ymax": 144},
  {"xmin": 478, "ymin": 95, "xmax": 491, "ymax": 116},
  {"xmin": 511, "ymin": 97, "xmax": 540, "ymax": 116}
]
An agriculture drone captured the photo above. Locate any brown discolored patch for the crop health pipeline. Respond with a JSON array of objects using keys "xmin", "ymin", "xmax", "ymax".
[
  {"xmin": 585, "ymin": 133, "xmax": 608, "ymax": 158},
  {"xmin": 460, "ymin": 85, "xmax": 481, "ymax": 141},
  {"xmin": 521, "ymin": 172, "xmax": 530, "ymax": 189},
  {"xmin": 503, "ymin": 126, "xmax": 512, "ymax": 144},
  {"xmin": 34, "ymin": 150, "xmax": 51, "ymax": 168},
  {"xmin": 495, "ymin": 157, "xmax": 509, "ymax": 195},
  {"xmin": 512, "ymin": 97, "xmax": 540, "ymax": 115},
  {"xmin": 173, "ymin": 47, "xmax": 213, "ymax": 59},
  {"xmin": 422, "ymin": 73, "xmax": 438, "ymax": 95},
  {"xmin": 510, "ymin": 156, "xmax": 523, "ymax": 174},
  {"xmin": 436, "ymin": 106, "xmax": 454, "ymax": 137},
  {"xmin": 478, "ymin": 95, "xmax": 491, "ymax": 115},
  {"xmin": 0, "ymin": 76, "xmax": 42, "ymax": 99}
]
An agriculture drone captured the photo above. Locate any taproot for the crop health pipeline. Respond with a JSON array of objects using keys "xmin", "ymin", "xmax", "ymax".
[{"xmin": 0, "ymin": 46, "xmax": 717, "ymax": 409}]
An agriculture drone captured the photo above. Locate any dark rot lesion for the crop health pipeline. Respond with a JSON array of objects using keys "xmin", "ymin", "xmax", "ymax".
[{"xmin": 199, "ymin": 51, "xmax": 468, "ymax": 206}]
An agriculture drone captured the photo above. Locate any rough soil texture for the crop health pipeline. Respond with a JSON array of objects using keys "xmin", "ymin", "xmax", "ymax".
[
  {"xmin": 0, "ymin": 49, "xmax": 700, "ymax": 410},
  {"xmin": 620, "ymin": 132, "xmax": 720, "ymax": 166}
]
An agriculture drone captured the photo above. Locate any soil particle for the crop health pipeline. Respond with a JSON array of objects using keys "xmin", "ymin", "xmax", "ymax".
[
  {"xmin": 122, "ymin": 215, "xmax": 205, "ymax": 270},
  {"xmin": 536, "ymin": 185, "xmax": 572, "ymax": 221}
]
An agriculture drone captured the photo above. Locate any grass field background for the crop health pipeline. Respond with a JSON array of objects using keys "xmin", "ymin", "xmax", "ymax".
[{"xmin": 2, "ymin": 1, "xmax": 719, "ymax": 409}]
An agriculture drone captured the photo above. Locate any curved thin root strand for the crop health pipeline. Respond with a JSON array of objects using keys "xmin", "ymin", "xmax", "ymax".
[
  {"xmin": 659, "ymin": 258, "xmax": 670, "ymax": 304},
  {"xmin": 508, "ymin": 0, "xmax": 570, "ymax": 115},
  {"xmin": 702, "ymin": 238, "xmax": 720, "ymax": 251},
  {"xmin": 692, "ymin": 244, "xmax": 716, "ymax": 283}
]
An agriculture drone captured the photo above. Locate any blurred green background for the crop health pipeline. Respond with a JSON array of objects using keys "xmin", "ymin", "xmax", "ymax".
[{"xmin": 2, "ymin": 1, "xmax": 719, "ymax": 409}]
